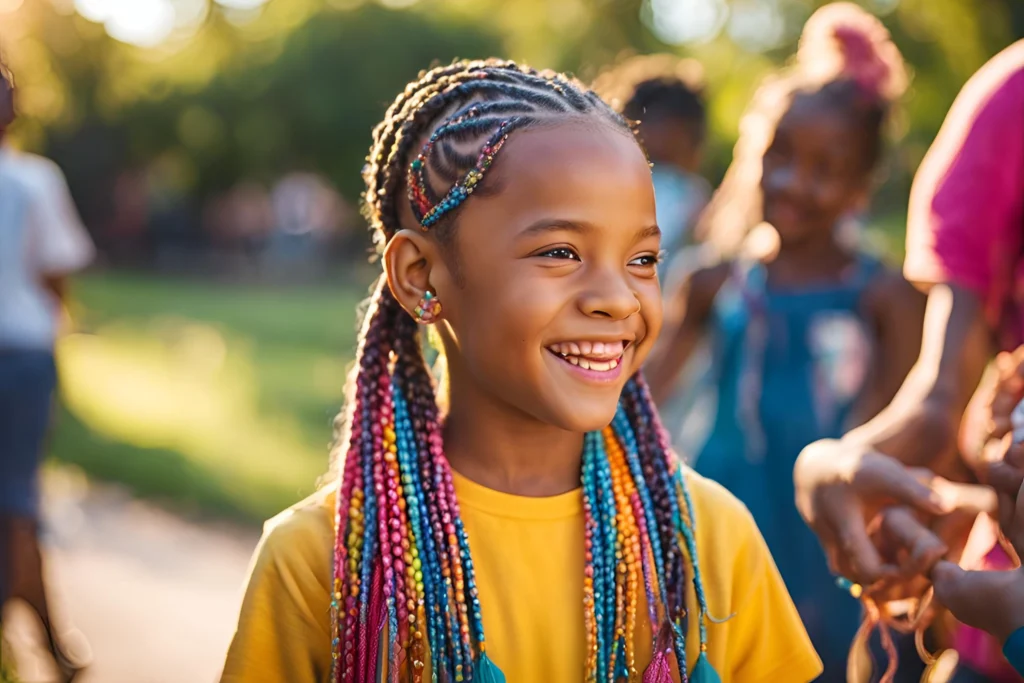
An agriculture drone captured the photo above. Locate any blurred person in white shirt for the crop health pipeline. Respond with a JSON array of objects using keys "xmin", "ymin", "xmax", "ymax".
[{"xmin": 0, "ymin": 61, "xmax": 93, "ymax": 681}]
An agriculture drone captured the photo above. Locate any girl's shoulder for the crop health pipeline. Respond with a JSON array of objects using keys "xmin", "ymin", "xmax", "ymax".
[
  {"xmin": 680, "ymin": 465, "xmax": 759, "ymax": 542},
  {"xmin": 222, "ymin": 488, "xmax": 337, "ymax": 680},
  {"xmin": 255, "ymin": 486, "xmax": 336, "ymax": 580}
]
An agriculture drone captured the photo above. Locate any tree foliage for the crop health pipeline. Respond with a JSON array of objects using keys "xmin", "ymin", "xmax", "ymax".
[{"xmin": 1, "ymin": 0, "xmax": 1021, "ymax": 231}]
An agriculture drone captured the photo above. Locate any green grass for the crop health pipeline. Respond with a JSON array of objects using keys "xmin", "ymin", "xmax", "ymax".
[{"xmin": 50, "ymin": 271, "xmax": 370, "ymax": 522}]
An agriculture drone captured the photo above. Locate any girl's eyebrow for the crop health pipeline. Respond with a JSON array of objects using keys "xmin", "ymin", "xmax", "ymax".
[
  {"xmin": 518, "ymin": 218, "xmax": 590, "ymax": 237},
  {"xmin": 518, "ymin": 219, "xmax": 662, "ymax": 241},
  {"xmin": 636, "ymin": 224, "xmax": 662, "ymax": 241}
]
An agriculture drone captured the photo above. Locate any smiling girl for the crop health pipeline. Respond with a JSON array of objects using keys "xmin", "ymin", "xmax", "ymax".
[
  {"xmin": 220, "ymin": 60, "xmax": 821, "ymax": 683},
  {"xmin": 645, "ymin": 5, "xmax": 924, "ymax": 681}
]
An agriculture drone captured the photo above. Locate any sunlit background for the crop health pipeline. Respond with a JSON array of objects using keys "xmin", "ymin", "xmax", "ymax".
[{"xmin": 0, "ymin": 0, "xmax": 1021, "ymax": 681}]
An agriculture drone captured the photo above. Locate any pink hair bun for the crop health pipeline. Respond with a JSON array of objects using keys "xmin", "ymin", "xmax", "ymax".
[{"xmin": 797, "ymin": 2, "xmax": 908, "ymax": 103}]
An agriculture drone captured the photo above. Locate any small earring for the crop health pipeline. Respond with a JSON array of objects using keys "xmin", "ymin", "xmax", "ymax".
[{"xmin": 413, "ymin": 291, "xmax": 442, "ymax": 324}]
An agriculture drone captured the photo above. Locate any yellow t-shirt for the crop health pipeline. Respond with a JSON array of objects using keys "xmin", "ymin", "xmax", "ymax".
[{"xmin": 221, "ymin": 469, "xmax": 822, "ymax": 683}]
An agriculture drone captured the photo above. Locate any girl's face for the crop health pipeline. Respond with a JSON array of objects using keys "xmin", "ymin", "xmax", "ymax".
[
  {"xmin": 760, "ymin": 92, "xmax": 871, "ymax": 247},
  {"xmin": 390, "ymin": 120, "xmax": 662, "ymax": 434}
]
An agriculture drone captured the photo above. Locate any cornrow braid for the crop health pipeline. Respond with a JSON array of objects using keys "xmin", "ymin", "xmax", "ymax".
[{"xmin": 333, "ymin": 59, "xmax": 719, "ymax": 683}]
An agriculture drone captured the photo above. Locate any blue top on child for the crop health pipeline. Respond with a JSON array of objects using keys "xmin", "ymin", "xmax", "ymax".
[{"xmin": 692, "ymin": 255, "xmax": 880, "ymax": 673}]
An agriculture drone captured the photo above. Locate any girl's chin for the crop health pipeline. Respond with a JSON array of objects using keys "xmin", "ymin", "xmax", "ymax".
[{"xmin": 542, "ymin": 400, "xmax": 622, "ymax": 435}]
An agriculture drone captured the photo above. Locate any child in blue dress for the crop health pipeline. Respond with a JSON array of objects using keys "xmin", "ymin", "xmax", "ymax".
[{"xmin": 646, "ymin": 4, "xmax": 925, "ymax": 680}]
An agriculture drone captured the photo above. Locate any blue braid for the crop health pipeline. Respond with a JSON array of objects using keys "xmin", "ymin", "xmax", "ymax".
[
  {"xmin": 612, "ymin": 409, "xmax": 670, "ymax": 609},
  {"xmin": 391, "ymin": 383, "xmax": 444, "ymax": 676}
]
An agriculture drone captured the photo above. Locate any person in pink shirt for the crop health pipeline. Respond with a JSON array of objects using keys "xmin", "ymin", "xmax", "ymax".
[
  {"xmin": 904, "ymin": 40, "xmax": 1024, "ymax": 357},
  {"xmin": 904, "ymin": 39, "xmax": 1024, "ymax": 682},
  {"xmin": 794, "ymin": 39, "xmax": 1024, "ymax": 681}
]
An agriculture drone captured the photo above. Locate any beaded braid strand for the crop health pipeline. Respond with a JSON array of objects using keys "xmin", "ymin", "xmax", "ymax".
[{"xmin": 408, "ymin": 107, "xmax": 522, "ymax": 228}]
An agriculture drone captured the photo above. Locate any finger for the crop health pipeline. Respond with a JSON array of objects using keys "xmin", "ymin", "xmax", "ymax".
[
  {"xmin": 907, "ymin": 468, "xmax": 998, "ymax": 515},
  {"xmin": 834, "ymin": 507, "xmax": 898, "ymax": 585},
  {"xmin": 986, "ymin": 461, "xmax": 1024, "ymax": 498},
  {"xmin": 1010, "ymin": 479, "xmax": 1024, "ymax": 558},
  {"xmin": 1006, "ymin": 443, "xmax": 1024, "ymax": 470},
  {"xmin": 977, "ymin": 437, "xmax": 1019, "ymax": 482},
  {"xmin": 933, "ymin": 506, "xmax": 983, "ymax": 567},
  {"xmin": 811, "ymin": 513, "xmax": 844, "ymax": 576},
  {"xmin": 929, "ymin": 478, "xmax": 999, "ymax": 517},
  {"xmin": 990, "ymin": 411, "xmax": 1015, "ymax": 441},
  {"xmin": 991, "ymin": 350, "xmax": 1024, "ymax": 438},
  {"xmin": 880, "ymin": 507, "xmax": 948, "ymax": 577},
  {"xmin": 930, "ymin": 561, "xmax": 975, "ymax": 621},
  {"xmin": 855, "ymin": 456, "xmax": 949, "ymax": 516},
  {"xmin": 998, "ymin": 346, "xmax": 1024, "ymax": 383},
  {"xmin": 814, "ymin": 494, "xmax": 872, "ymax": 581},
  {"xmin": 930, "ymin": 562, "xmax": 1019, "ymax": 635},
  {"xmin": 998, "ymin": 491, "xmax": 1017, "ymax": 537}
]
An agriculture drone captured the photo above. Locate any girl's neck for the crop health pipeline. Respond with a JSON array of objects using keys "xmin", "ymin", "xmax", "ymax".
[
  {"xmin": 764, "ymin": 233, "xmax": 854, "ymax": 288},
  {"xmin": 441, "ymin": 369, "xmax": 585, "ymax": 498}
]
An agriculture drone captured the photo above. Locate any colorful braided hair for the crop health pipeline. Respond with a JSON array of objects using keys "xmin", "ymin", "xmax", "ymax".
[{"xmin": 330, "ymin": 59, "xmax": 719, "ymax": 683}]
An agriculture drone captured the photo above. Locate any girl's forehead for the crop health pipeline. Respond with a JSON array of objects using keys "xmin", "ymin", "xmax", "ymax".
[
  {"xmin": 492, "ymin": 120, "xmax": 644, "ymax": 183},
  {"xmin": 780, "ymin": 90, "xmax": 860, "ymax": 131},
  {"xmin": 454, "ymin": 121, "xmax": 656, "ymax": 236}
]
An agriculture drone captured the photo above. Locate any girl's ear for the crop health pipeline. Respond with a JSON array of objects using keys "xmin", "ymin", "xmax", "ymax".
[{"xmin": 383, "ymin": 228, "xmax": 443, "ymax": 318}]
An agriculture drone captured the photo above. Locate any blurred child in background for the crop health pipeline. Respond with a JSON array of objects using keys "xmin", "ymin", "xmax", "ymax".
[
  {"xmin": 0, "ymin": 61, "xmax": 92, "ymax": 682},
  {"xmin": 645, "ymin": 5, "xmax": 925, "ymax": 680}
]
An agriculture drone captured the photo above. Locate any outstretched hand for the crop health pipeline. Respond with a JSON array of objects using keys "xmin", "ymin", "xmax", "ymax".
[
  {"xmin": 794, "ymin": 439, "xmax": 951, "ymax": 586},
  {"xmin": 971, "ymin": 347, "xmax": 1024, "ymax": 531}
]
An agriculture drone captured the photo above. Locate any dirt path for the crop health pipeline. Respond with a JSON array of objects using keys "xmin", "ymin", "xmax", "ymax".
[{"xmin": 5, "ymin": 470, "xmax": 261, "ymax": 683}]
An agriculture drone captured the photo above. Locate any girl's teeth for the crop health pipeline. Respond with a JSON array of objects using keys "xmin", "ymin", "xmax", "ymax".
[
  {"xmin": 548, "ymin": 349, "xmax": 623, "ymax": 373},
  {"xmin": 547, "ymin": 343, "xmax": 627, "ymax": 372}
]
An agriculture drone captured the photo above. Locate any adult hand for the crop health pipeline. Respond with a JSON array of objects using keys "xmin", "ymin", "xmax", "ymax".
[
  {"xmin": 932, "ymin": 479, "xmax": 1024, "ymax": 643},
  {"xmin": 867, "ymin": 477, "xmax": 998, "ymax": 606},
  {"xmin": 795, "ymin": 439, "xmax": 950, "ymax": 586},
  {"xmin": 969, "ymin": 346, "xmax": 1024, "ymax": 533}
]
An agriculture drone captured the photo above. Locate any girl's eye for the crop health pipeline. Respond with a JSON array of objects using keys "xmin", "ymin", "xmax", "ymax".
[
  {"xmin": 629, "ymin": 254, "xmax": 660, "ymax": 268},
  {"xmin": 538, "ymin": 247, "xmax": 581, "ymax": 261}
]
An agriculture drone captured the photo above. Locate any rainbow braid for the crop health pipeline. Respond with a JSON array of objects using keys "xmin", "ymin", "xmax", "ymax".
[
  {"xmin": 408, "ymin": 104, "xmax": 523, "ymax": 229},
  {"xmin": 332, "ymin": 59, "xmax": 721, "ymax": 683}
]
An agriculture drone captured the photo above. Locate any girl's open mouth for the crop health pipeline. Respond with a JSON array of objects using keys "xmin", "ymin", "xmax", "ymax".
[{"xmin": 545, "ymin": 340, "xmax": 629, "ymax": 380}]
